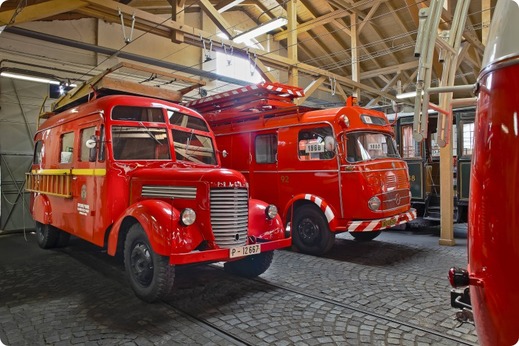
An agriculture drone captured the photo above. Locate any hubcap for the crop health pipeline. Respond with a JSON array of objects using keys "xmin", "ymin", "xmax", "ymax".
[
  {"xmin": 298, "ymin": 218, "xmax": 320, "ymax": 245},
  {"xmin": 130, "ymin": 242, "xmax": 154, "ymax": 286}
]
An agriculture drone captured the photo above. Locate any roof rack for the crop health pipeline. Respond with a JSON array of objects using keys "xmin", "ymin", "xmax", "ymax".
[
  {"xmin": 48, "ymin": 62, "xmax": 205, "ymax": 114},
  {"xmin": 185, "ymin": 82, "xmax": 314, "ymax": 125}
]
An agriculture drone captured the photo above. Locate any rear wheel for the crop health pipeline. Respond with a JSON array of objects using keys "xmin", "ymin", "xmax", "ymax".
[
  {"xmin": 56, "ymin": 231, "xmax": 71, "ymax": 248},
  {"xmin": 292, "ymin": 205, "xmax": 335, "ymax": 255},
  {"xmin": 124, "ymin": 224, "xmax": 175, "ymax": 302},
  {"xmin": 35, "ymin": 222, "xmax": 59, "ymax": 249},
  {"xmin": 350, "ymin": 231, "xmax": 381, "ymax": 242},
  {"xmin": 224, "ymin": 251, "xmax": 274, "ymax": 278}
]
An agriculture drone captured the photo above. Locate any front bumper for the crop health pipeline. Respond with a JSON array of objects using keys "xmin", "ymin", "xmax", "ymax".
[
  {"xmin": 347, "ymin": 208, "xmax": 417, "ymax": 232},
  {"xmin": 168, "ymin": 236, "xmax": 292, "ymax": 265}
]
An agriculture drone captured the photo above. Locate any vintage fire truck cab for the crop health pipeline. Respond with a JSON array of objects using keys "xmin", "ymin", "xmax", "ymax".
[
  {"xmin": 186, "ymin": 83, "xmax": 416, "ymax": 255},
  {"xmin": 25, "ymin": 69, "xmax": 290, "ymax": 302}
]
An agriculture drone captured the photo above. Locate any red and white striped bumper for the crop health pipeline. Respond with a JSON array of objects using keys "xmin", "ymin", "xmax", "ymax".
[{"xmin": 347, "ymin": 208, "xmax": 417, "ymax": 232}]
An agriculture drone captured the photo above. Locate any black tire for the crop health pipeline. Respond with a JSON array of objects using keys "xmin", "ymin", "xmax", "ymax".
[
  {"xmin": 350, "ymin": 231, "xmax": 381, "ymax": 242},
  {"xmin": 124, "ymin": 224, "xmax": 175, "ymax": 302},
  {"xmin": 35, "ymin": 222, "xmax": 59, "ymax": 249},
  {"xmin": 55, "ymin": 231, "xmax": 71, "ymax": 248},
  {"xmin": 224, "ymin": 251, "xmax": 274, "ymax": 278},
  {"xmin": 292, "ymin": 204, "xmax": 335, "ymax": 255}
]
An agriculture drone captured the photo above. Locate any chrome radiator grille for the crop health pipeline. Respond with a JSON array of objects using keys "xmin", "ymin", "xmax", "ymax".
[
  {"xmin": 380, "ymin": 189, "xmax": 411, "ymax": 211},
  {"xmin": 385, "ymin": 170, "xmax": 408, "ymax": 189},
  {"xmin": 142, "ymin": 185, "xmax": 197, "ymax": 199},
  {"xmin": 210, "ymin": 188, "xmax": 249, "ymax": 248}
]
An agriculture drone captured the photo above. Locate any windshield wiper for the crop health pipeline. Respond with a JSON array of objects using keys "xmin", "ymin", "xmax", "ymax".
[
  {"xmin": 185, "ymin": 129, "xmax": 194, "ymax": 156},
  {"xmin": 139, "ymin": 121, "xmax": 162, "ymax": 145}
]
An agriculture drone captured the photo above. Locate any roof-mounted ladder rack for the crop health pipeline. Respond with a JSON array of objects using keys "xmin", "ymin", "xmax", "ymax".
[{"xmin": 185, "ymin": 82, "xmax": 311, "ymax": 125}]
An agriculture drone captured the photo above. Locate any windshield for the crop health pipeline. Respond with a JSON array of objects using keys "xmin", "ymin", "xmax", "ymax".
[
  {"xmin": 345, "ymin": 132, "xmax": 399, "ymax": 162},
  {"xmin": 112, "ymin": 126, "xmax": 170, "ymax": 160},
  {"xmin": 171, "ymin": 129, "xmax": 216, "ymax": 165}
]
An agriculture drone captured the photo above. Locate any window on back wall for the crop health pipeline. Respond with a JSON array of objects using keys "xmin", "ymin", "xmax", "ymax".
[{"xmin": 215, "ymin": 33, "xmax": 264, "ymax": 84}]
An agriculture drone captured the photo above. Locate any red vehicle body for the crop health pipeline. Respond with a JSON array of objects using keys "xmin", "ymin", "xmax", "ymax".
[
  {"xmin": 26, "ymin": 88, "xmax": 290, "ymax": 302},
  {"xmin": 186, "ymin": 83, "xmax": 416, "ymax": 255},
  {"xmin": 449, "ymin": 1, "xmax": 519, "ymax": 345}
]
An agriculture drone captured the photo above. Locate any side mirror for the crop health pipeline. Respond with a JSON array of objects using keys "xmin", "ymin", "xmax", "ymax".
[
  {"xmin": 86, "ymin": 135, "xmax": 97, "ymax": 162},
  {"xmin": 221, "ymin": 149, "xmax": 228, "ymax": 158}
]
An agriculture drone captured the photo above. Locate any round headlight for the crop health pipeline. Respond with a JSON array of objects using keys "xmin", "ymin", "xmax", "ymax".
[
  {"xmin": 180, "ymin": 208, "xmax": 196, "ymax": 226},
  {"xmin": 368, "ymin": 196, "xmax": 381, "ymax": 211},
  {"xmin": 265, "ymin": 204, "xmax": 278, "ymax": 219}
]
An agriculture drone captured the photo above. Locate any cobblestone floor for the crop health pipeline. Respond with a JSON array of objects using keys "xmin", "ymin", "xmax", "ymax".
[{"xmin": 0, "ymin": 222, "xmax": 477, "ymax": 345}]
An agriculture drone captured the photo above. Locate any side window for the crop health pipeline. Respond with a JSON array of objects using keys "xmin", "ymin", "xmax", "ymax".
[
  {"xmin": 98, "ymin": 125, "xmax": 106, "ymax": 162},
  {"xmin": 112, "ymin": 106, "xmax": 165, "ymax": 123},
  {"xmin": 461, "ymin": 122, "xmax": 474, "ymax": 156},
  {"xmin": 298, "ymin": 126, "xmax": 336, "ymax": 161},
  {"xmin": 255, "ymin": 134, "xmax": 277, "ymax": 164},
  {"xmin": 80, "ymin": 127, "xmax": 97, "ymax": 162},
  {"xmin": 401, "ymin": 124, "xmax": 422, "ymax": 158},
  {"xmin": 60, "ymin": 132, "xmax": 74, "ymax": 163},
  {"xmin": 33, "ymin": 140, "xmax": 44, "ymax": 164}
]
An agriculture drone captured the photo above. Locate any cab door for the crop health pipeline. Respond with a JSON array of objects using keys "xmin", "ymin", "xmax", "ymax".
[
  {"xmin": 72, "ymin": 121, "xmax": 105, "ymax": 243},
  {"xmin": 249, "ymin": 131, "xmax": 279, "ymax": 206}
]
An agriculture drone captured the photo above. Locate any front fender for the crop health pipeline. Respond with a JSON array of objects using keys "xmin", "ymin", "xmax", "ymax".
[
  {"xmin": 107, "ymin": 200, "xmax": 204, "ymax": 257},
  {"xmin": 283, "ymin": 193, "xmax": 339, "ymax": 230},
  {"xmin": 248, "ymin": 199, "xmax": 285, "ymax": 240},
  {"xmin": 32, "ymin": 194, "xmax": 52, "ymax": 224}
]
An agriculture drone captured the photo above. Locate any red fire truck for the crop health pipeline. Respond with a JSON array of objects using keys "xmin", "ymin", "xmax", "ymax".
[
  {"xmin": 25, "ymin": 66, "xmax": 290, "ymax": 302},
  {"xmin": 448, "ymin": 0, "xmax": 519, "ymax": 345},
  {"xmin": 186, "ymin": 83, "xmax": 416, "ymax": 255}
]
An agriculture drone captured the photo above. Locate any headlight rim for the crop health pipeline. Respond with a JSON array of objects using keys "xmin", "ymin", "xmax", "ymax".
[
  {"xmin": 368, "ymin": 196, "xmax": 381, "ymax": 211},
  {"xmin": 265, "ymin": 204, "xmax": 278, "ymax": 220},
  {"xmin": 180, "ymin": 208, "xmax": 196, "ymax": 226}
]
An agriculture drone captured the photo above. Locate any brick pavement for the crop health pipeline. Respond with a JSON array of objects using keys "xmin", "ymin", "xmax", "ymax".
[{"xmin": 0, "ymin": 223, "xmax": 477, "ymax": 345}]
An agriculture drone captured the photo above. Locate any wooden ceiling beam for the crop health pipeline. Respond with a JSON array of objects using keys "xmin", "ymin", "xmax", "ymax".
[
  {"xmin": 0, "ymin": 0, "xmax": 87, "ymax": 26},
  {"xmin": 199, "ymin": 0, "xmax": 234, "ymax": 38},
  {"xmin": 357, "ymin": 0, "xmax": 381, "ymax": 34},
  {"xmin": 296, "ymin": 75, "xmax": 326, "ymax": 105},
  {"xmin": 273, "ymin": 8, "xmax": 350, "ymax": 41},
  {"xmin": 9, "ymin": 0, "xmax": 397, "ymax": 101},
  {"xmin": 360, "ymin": 61, "xmax": 419, "ymax": 80}
]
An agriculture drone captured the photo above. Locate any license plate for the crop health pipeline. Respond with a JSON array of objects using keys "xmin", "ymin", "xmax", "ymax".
[
  {"xmin": 381, "ymin": 217, "xmax": 397, "ymax": 228},
  {"xmin": 229, "ymin": 244, "xmax": 261, "ymax": 258}
]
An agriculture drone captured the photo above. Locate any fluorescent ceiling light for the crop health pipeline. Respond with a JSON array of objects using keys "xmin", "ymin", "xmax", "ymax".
[
  {"xmin": 218, "ymin": 0, "xmax": 245, "ymax": 13},
  {"xmin": 233, "ymin": 17, "xmax": 288, "ymax": 44},
  {"xmin": 1, "ymin": 71, "xmax": 77, "ymax": 87},
  {"xmin": 396, "ymin": 91, "xmax": 420, "ymax": 99}
]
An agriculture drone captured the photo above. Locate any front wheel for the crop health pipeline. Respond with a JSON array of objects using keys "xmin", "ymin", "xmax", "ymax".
[
  {"xmin": 224, "ymin": 251, "xmax": 274, "ymax": 278},
  {"xmin": 35, "ymin": 222, "xmax": 59, "ymax": 249},
  {"xmin": 350, "ymin": 231, "xmax": 381, "ymax": 242},
  {"xmin": 124, "ymin": 224, "xmax": 175, "ymax": 302},
  {"xmin": 292, "ymin": 204, "xmax": 335, "ymax": 255}
]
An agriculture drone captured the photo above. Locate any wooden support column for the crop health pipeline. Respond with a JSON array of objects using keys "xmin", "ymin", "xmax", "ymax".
[
  {"xmin": 287, "ymin": 0, "xmax": 298, "ymax": 86},
  {"xmin": 350, "ymin": 13, "xmax": 360, "ymax": 98},
  {"xmin": 170, "ymin": 0, "xmax": 185, "ymax": 43},
  {"xmin": 438, "ymin": 94, "xmax": 455, "ymax": 246}
]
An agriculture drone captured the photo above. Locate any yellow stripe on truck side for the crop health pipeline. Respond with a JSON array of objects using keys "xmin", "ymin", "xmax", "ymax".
[{"xmin": 31, "ymin": 168, "xmax": 107, "ymax": 176}]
